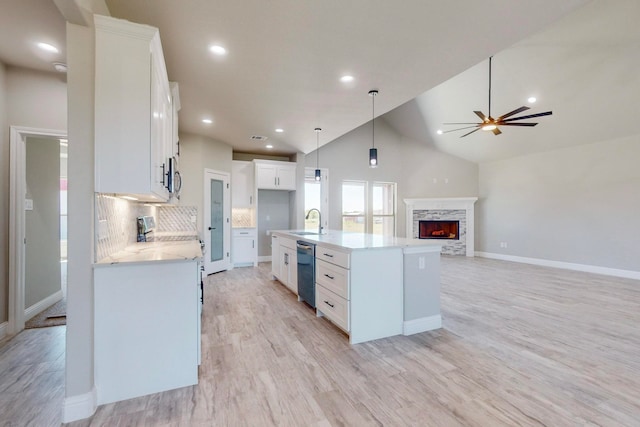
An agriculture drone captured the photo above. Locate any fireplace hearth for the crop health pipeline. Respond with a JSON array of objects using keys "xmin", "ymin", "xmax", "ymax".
[{"xmin": 419, "ymin": 220, "xmax": 459, "ymax": 240}]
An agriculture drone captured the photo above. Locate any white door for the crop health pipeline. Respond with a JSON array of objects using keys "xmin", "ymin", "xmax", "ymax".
[{"xmin": 204, "ymin": 169, "xmax": 230, "ymax": 274}]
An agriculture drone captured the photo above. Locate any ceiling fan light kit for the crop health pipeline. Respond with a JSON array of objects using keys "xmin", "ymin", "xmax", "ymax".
[{"xmin": 443, "ymin": 56, "xmax": 552, "ymax": 138}]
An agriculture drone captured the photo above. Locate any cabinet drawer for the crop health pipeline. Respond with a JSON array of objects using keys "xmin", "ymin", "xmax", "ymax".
[
  {"xmin": 233, "ymin": 228, "xmax": 256, "ymax": 237},
  {"xmin": 316, "ymin": 259, "xmax": 349, "ymax": 299},
  {"xmin": 316, "ymin": 246, "xmax": 350, "ymax": 269},
  {"xmin": 316, "ymin": 285, "xmax": 349, "ymax": 332}
]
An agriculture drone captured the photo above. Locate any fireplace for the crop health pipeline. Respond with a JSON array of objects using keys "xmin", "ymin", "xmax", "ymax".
[{"xmin": 419, "ymin": 220, "xmax": 459, "ymax": 240}]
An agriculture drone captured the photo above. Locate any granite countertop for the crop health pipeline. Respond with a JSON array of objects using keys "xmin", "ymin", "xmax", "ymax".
[
  {"xmin": 270, "ymin": 230, "xmax": 442, "ymax": 253},
  {"xmin": 94, "ymin": 240, "xmax": 203, "ymax": 267}
]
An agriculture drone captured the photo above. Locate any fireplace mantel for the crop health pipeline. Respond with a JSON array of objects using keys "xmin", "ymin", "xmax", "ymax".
[{"xmin": 404, "ymin": 197, "xmax": 478, "ymax": 256}]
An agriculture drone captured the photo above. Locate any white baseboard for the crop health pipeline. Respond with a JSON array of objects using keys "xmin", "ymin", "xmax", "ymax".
[
  {"xmin": 62, "ymin": 386, "xmax": 97, "ymax": 423},
  {"xmin": 24, "ymin": 290, "xmax": 63, "ymax": 321},
  {"xmin": 403, "ymin": 315, "xmax": 442, "ymax": 336},
  {"xmin": 257, "ymin": 256, "xmax": 272, "ymax": 263},
  {"xmin": 476, "ymin": 252, "xmax": 640, "ymax": 281},
  {"xmin": 0, "ymin": 321, "xmax": 7, "ymax": 341}
]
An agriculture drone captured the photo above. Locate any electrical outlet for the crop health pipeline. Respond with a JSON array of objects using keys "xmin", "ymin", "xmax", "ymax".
[
  {"xmin": 499, "ymin": 242, "xmax": 508, "ymax": 248},
  {"xmin": 24, "ymin": 199, "xmax": 33, "ymax": 210},
  {"xmin": 98, "ymin": 220, "xmax": 108, "ymax": 240},
  {"xmin": 418, "ymin": 256, "xmax": 425, "ymax": 269},
  {"xmin": 190, "ymin": 215, "xmax": 196, "ymax": 223}
]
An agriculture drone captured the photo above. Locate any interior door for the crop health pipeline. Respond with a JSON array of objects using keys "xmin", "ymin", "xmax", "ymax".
[{"xmin": 204, "ymin": 169, "xmax": 230, "ymax": 274}]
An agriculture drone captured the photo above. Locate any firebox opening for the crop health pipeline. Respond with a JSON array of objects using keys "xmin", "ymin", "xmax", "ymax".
[{"xmin": 419, "ymin": 220, "xmax": 459, "ymax": 240}]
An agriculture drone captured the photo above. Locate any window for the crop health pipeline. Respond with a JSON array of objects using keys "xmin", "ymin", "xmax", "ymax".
[
  {"xmin": 342, "ymin": 180, "xmax": 396, "ymax": 236},
  {"xmin": 304, "ymin": 168, "xmax": 329, "ymax": 232}
]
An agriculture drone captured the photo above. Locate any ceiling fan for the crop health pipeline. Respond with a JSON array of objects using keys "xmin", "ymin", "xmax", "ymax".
[{"xmin": 443, "ymin": 56, "xmax": 552, "ymax": 138}]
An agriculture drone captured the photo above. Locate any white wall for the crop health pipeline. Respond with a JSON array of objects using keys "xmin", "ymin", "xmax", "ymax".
[
  {"xmin": 0, "ymin": 66, "xmax": 67, "ymax": 324},
  {"xmin": 178, "ymin": 131, "xmax": 233, "ymax": 235},
  {"xmin": 477, "ymin": 134, "xmax": 640, "ymax": 272},
  {"xmin": 25, "ymin": 136, "xmax": 62, "ymax": 308},
  {"xmin": 304, "ymin": 118, "xmax": 478, "ymax": 237}
]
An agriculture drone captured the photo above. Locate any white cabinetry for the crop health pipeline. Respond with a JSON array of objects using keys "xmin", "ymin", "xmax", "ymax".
[
  {"xmin": 232, "ymin": 228, "xmax": 257, "ymax": 267},
  {"xmin": 315, "ymin": 247, "xmax": 350, "ymax": 332},
  {"xmin": 94, "ymin": 259, "xmax": 199, "ymax": 405},
  {"xmin": 271, "ymin": 235, "xmax": 298, "ymax": 294},
  {"xmin": 94, "ymin": 15, "xmax": 173, "ymax": 202},
  {"xmin": 254, "ymin": 160, "xmax": 297, "ymax": 190},
  {"xmin": 232, "ymin": 161, "xmax": 255, "ymax": 208}
]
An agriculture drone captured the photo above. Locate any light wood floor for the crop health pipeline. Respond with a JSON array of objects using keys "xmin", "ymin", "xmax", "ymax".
[{"xmin": 2, "ymin": 256, "xmax": 639, "ymax": 426}]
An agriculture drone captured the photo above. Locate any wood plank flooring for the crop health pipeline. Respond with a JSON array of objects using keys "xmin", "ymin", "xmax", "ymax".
[{"xmin": 2, "ymin": 256, "xmax": 639, "ymax": 426}]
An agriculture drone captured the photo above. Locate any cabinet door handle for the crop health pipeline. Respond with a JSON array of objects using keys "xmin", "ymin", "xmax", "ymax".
[
  {"xmin": 161, "ymin": 163, "xmax": 166, "ymax": 185},
  {"xmin": 274, "ymin": 177, "xmax": 277, "ymax": 186},
  {"xmin": 249, "ymin": 195, "xmax": 252, "ymax": 205},
  {"xmin": 324, "ymin": 274, "xmax": 335, "ymax": 280},
  {"xmin": 240, "ymin": 232, "xmax": 249, "ymax": 235},
  {"xmin": 323, "ymin": 253, "xmax": 334, "ymax": 258},
  {"xmin": 284, "ymin": 253, "xmax": 288, "ymax": 265},
  {"xmin": 324, "ymin": 300, "xmax": 334, "ymax": 308},
  {"xmin": 252, "ymin": 240, "xmax": 254, "ymax": 249}
]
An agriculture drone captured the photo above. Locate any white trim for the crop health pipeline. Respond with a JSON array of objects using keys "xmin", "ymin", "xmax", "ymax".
[
  {"xmin": 0, "ymin": 322, "xmax": 7, "ymax": 341},
  {"xmin": 62, "ymin": 386, "xmax": 97, "ymax": 423},
  {"xmin": 258, "ymin": 255, "xmax": 272, "ymax": 263},
  {"xmin": 9, "ymin": 126, "xmax": 67, "ymax": 335},
  {"xmin": 24, "ymin": 290, "xmax": 64, "ymax": 322},
  {"xmin": 476, "ymin": 252, "xmax": 640, "ymax": 281},
  {"xmin": 403, "ymin": 315, "xmax": 442, "ymax": 335}
]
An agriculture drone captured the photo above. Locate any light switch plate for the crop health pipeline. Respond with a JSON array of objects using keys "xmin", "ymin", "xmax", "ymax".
[{"xmin": 24, "ymin": 199, "xmax": 33, "ymax": 210}]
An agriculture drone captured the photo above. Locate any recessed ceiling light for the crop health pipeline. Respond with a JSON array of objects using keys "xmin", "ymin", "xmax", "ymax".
[
  {"xmin": 340, "ymin": 75, "xmax": 354, "ymax": 83},
  {"xmin": 202, "ymin": 118, "xmax": 213, "ymax": 124},
  {"xmin": 528, "ymin": 96, "xmax": 537, "ymax": 103},
  {"xmin": 265, "ymin": 144, "xmax": 273, "ymax": 149},
  {"xmin": 436, "ymin": 130, "xmax": 443, "ymax": 135},
  {"xmin": 209, "ymin": 45, "xmax": 227, "ymax": 55},
  {"xmin": 275, "ymin": 128, "xmax": 284, "ymax": 133},
  {"xmin": 37, "ymin": 42, "xmax": 59, "ymax": 53}
]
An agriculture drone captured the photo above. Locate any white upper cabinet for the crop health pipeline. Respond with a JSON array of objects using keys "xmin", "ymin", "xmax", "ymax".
[
  {"xmin": 94, "ymin": 15, "xmax": 174, "ymax": 202},
  {"xmin": 231, "ymin": 161, "xmax": 255, "ymax": 208},
  {"xmin": 170, "ymin": 82, "xmax": 180, "ymax": 157},
  {"xmin": 254, "ymin": 160, "xmax": 297, "ymax": 190}
]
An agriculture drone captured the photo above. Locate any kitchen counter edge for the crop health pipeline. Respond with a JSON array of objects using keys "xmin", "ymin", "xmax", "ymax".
[{"xmin": 94, "ymin": 240, "xmax": 203, "ymax": 268}]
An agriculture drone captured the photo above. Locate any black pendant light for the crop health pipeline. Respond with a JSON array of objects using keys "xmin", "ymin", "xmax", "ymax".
[
  {"xmin": 314, "ymin": 127, "xmax": 322, "ymax": 181},
  {"xmin": 368, "ymin": 89, "xmax": 378, "ymax": 168}
]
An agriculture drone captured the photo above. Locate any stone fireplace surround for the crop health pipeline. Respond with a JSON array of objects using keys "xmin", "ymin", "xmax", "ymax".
[{"xmin": 404, "ymin": 198, "xmax": 478, "ymax": 257}]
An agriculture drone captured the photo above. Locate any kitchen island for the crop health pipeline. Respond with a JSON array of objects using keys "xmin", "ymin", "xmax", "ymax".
[
  {"xmin": 93, "ymin": 240, "xmax": 203, "ymax": 405},
  {"xmin": 271, "ymin": 230, "xmax": 442, "ymax": 344}
]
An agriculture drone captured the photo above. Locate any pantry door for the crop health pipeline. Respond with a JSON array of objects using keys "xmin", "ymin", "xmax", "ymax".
[{"xmin": 203, "ymin": 169, "xmax": 230, "ymax": 274}]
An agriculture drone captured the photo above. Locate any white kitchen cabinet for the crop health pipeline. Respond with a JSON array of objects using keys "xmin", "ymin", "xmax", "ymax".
[
  {"xmin": 271, "ymin": 234, "xmax": 297, "ymax": 294},
  {"xmin": 232, "ymin": 228, "xmax": 257, "ymax": 267},
  {"xmin": 231, "ymin": 161, "xmax": 255, "ymax": 208},
  {"xmin": 94, "ymin": 15, "xmax": 173, "ymax": 202},
  {"xmin": 271, "ymin": 234, "xmax": 281, "ymax": 279},
  {"xmin": 170, "ymin": 82, "xmax": 181, "ymax": 157},
  {"xmin": 94, "ymin": 259, "xmax": 199, "ymax": 405},
  {"xmin": 254, "ymin": 160, "xmax": 297, "ymax": 190}
]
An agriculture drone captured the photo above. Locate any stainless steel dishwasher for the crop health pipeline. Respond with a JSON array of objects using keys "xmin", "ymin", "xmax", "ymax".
[{"xmin": 296, "ymin": 241, "xmax": 316, "ymax": 308}]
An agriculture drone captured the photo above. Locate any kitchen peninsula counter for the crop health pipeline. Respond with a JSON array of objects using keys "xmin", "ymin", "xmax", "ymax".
[
  {"xmin": 94, "ymin": 240, "xmax": 203, "ymax": 266},
  {"xmin": 270, "ymin": 230, "xmax": 442, "ymax": 344}
]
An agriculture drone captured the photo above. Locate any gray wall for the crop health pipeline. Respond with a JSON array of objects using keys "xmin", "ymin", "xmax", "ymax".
[
  {"xmin": 0, "ymin": 66, "xmax": 67, "ymax": 324},
  {"xmin": 257, "ymin": 190, "xmax": 291, "ymax": 257},
  {"xmin": 25, "ymin": 136, "xmax": 61, "ymax": 308},
  {"xmin": 179, "ymin": 131, "xmax": 233, "ymax": 235},
  {"xmin": 304, "ymin": 118, "xmax": 479, "ymax": 237},
  {"xmin": 477, "ymin": 134, "xmax": 640, "ymax": 272}
]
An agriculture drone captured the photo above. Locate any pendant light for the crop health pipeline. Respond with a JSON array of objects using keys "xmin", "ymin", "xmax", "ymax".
[
  {"xmin": 314, "ymin": 127, "xmax": 322, "ymax": 181},
  {"xmin": 368, "ymin": 89, "xmax": 378, "ymax": 168}
]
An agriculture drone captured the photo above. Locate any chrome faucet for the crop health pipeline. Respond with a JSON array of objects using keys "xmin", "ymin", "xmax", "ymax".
[{"xmin": 305, "ymin": 208, "xmax": 323, "ymax": 235}]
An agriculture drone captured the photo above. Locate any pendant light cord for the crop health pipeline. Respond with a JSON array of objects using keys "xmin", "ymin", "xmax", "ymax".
[
  {"xmin": 372, "ymin": 92, "xmax": 376, "ymax": 149},
  {"xmin": 488, "ymin": 56, "xmax": 492, "ymax": 119}
]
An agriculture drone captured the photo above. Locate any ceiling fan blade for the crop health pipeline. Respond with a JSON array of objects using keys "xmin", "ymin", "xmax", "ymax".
[
  {"xmin": 442, "ymin": 125, "xmax": 479, "ymax": 133},
  {"xmin": 497, "ymin": 106, "xmax": 529, "ymax": 121},
  {"xmin": 499, "ymin": 122, "xmax": 538, "ymax": 127},
  {"xmin": 460, "ymin": 128, "xmax": 481, "ymax": 138},
  {"xmin": 492, "ymin": 127, "xmax": 502, "ymax": 135},
  {"xmin": 501, "ymin": 111, "xmax": 552, "ymax": 122},
  {"xmin": 474, "ymin": 111, "xmax": 487, "ymax": 121}
]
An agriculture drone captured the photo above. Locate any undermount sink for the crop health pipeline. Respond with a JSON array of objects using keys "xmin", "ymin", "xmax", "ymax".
[{"xmin": 291, "ymin": 231, "xmax": 320, "ymax": 236}]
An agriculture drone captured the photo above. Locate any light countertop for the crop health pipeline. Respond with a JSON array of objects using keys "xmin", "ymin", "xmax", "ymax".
[
  {"xmin": 270, "ymin": 230, "xmax": 442, "ymax": 253},
  {"xmin": 94, "ymin": 240, "xmax": 203, "ymax": 267}
]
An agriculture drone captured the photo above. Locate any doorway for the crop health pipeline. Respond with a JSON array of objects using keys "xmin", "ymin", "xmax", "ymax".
[
  {"xmin": 9, "ymin": 126, "xmax": 67, "ymax": 335},
  {"xmin": 203, "ymin": 169, "xmax": 230, "ymax": 274}
]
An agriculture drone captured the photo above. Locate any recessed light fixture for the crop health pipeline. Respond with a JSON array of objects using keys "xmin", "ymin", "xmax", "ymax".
[
  {"xmin": 209, "ymin": 45, "xmax": 227, "ymax": 55},
  {"xmin": 37, "ymin": 42, "xmax": 59, "ymax": 53},
  {"xmin": 202, "ymin": 118, "xmax": 213, "ymax": 124},
  {"xmin": 275, "ymin": 128, "xmax": 284, "ymax": 133},
  {"xmin": 340, "ymin": 75, "xmax": 354, "ymax": 83},
  {"xmin": 265, "ymin": 144, "xmax": 274, "ymax": 149},
  {"xmin": 528, "ymin": 96, "xmax": 537, "ymax": 103},
  {"xmin": 436, "ymin": 130, "xmax": 443, "ymax": 135}
]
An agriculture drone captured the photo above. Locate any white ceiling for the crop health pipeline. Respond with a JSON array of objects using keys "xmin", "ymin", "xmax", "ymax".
[{"xmin": 5, "ymin": 0, "xmax": 628, "ymax": 163}]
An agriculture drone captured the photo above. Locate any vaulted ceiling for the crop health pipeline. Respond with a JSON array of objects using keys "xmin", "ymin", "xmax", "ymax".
[{"xmin": 5, "ymin": 1, "xmax": 633, "ymax": 165}]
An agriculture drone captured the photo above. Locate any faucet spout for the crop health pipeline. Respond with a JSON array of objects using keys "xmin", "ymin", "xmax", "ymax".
[{"xmin": 305, "ymin": 208, "xmax": 323, "ymax": 235}]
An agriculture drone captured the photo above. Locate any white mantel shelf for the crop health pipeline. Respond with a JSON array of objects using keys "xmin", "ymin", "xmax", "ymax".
[{"xmin": 404, "ymin": 197, "xmax": 478, "ymax": 257}]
